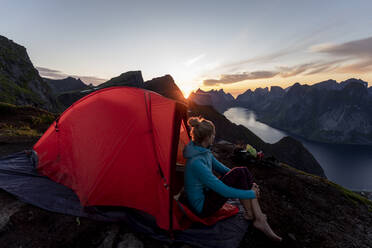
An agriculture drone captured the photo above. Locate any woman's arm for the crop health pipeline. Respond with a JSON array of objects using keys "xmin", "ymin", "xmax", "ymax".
[
  {"xmin": 190, "ymin": 159, "xmax": 256, "ymax": 199},
  {"xmin": 211, "ymin": 155, "xmax": 230, "ymax": 176}
]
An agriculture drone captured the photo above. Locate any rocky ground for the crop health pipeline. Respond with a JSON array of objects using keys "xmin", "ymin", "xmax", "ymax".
[
  {"xmin": 0, "ymin": 104, "xmax": 371, "ymax": 248},
  {"xmin": 1, "ymin": 139, "xmax": 372, "ymax": 247},
  {"xmin": 355, "ymin": 191, "xmax": 372, "ymax": 201}
]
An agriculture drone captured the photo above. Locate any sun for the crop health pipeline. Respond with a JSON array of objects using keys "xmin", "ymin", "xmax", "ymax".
[{"xmin": 179, "ymin": 84, "xmax": 196, "ymax": 98}]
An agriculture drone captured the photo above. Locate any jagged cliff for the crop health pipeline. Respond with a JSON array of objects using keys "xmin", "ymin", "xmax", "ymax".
[
  {"xmin": 0, "ymin": 35, "xmax": 61, "ymax": 112},
  {"xmin": 190, "ymin": 79, "xmax": 372, "ymax": 144},
  {"xmin": 235, "ymin": 79, "xmax": 372, "ymax": 144}
]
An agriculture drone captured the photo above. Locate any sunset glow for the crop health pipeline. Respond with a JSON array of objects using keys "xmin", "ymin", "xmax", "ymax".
[{"xmin": 179, "ymin": 84, "xmax": 194, "ymax": 98}]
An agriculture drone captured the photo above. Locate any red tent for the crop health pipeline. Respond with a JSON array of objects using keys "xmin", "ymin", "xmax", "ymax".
[{"xmin": 33, "ymin": 86, "xmax": 237, "ymax": 231}]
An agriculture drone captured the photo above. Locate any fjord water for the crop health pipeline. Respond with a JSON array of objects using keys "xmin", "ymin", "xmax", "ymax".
[{"xmin": 224, "ymin": 107, "xmax": 372, "ymax": 191}]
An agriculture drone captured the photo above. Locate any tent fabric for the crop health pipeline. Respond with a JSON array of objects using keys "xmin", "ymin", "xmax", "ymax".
[
  {"xmin": 0, "ymin": 151, "xmax": 251, "ymax": 248},
  {"xmin": 177, "ymin": 201, "xmax": 239, "ymax": 226},
  {"xmin": 33, "ymin": 87, "xmax": 181, "ymax": 230}
]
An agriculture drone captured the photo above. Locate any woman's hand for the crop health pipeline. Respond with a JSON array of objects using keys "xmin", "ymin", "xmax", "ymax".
[{"xmin": 252, "ymin": 182, "xmax": 260, "ymax": 198}]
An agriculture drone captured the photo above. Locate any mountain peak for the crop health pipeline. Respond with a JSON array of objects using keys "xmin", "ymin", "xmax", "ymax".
[
  {"xmin": 144, "ymin": 74, "xmax": 186, "ymax": 103},
  {"xmin": 340, "ymin": 78, "xmax": 368, "ymax": 88}
]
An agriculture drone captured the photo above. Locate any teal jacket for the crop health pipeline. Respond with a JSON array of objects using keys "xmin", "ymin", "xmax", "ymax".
[{"xmin": 183, "ymin": 141, "xmax": 256, "ymax": 214}]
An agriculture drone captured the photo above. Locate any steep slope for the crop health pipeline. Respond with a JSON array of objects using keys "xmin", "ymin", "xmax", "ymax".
[
  {"xmin": 213, "ymin": 143, "xmax": 372, "ymax": 248},
  {"xmin": 0, "ymin": 35, "xmax": 61, "ymax": 112}
]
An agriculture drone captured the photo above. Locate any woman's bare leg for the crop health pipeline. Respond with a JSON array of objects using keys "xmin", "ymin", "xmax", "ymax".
[
  {"xmin": 240, "ymin": 199, "xmax": 254, "ymax": 220},
  {"xmin": 240, "ymin": 198, "xmax": 282, "ymax": 242}
]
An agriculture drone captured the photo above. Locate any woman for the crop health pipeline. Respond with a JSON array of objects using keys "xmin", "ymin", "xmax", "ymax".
[{"xmin": 183, "ymin": 116, "xmax": 282, "ymax": 242}]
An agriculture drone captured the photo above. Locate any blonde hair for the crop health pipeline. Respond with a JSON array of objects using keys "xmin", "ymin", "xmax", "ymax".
[{"xmin": 187, "ymin": 117, "xmax": 215, "ymax": 145}]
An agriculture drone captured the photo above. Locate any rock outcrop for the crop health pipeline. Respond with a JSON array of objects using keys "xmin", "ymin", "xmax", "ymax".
[
  {"xmin": 0, "ymin": 35, "xmax": 61, "ymax": 112},
  {"xmin": 144, "ymin": 74, "xmax": 186, "ymax": 103},
  {"xmin": 98, "ymin": 71, "xmax": 145, "ymax": 89}
]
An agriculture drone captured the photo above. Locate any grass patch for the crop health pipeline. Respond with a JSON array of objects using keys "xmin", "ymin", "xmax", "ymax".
[
  {"xmin": 325, "ymin": 180, "xmax": 372, "ymax": 212},
  {"xmin": 31, "ymin": 114, "xmax": 55, "ymax": 126},
  {"xmin": 0, "ymin": 124, "xmax": 41, "ymax": 137},
  {"xmin": 0, "ymin": 102, "xmax": 18, "ymax": 114},
  {"xmin": 281, "ymin": 163, "xmax": 372, "ymax": 212},
  {"xmin": 281, "ymin": 163, "xmax": 323, "ymax": 180},
  {"xmin": 0, "ymin": 74, "xmax": 45, "ymax": 106}
]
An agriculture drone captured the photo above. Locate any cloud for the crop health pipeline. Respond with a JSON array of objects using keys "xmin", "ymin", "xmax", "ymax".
[
  {"xmin": 36, "ymin": 67, "xmax": 67, "ymax": 79},
  {"xmin": 213, "ymin": 24, "xmax": 339, "ymax": 73},
  {"xmin": 203, "ymin": 70, "xmax": 279, "ymax": 86},
  {"xmin": 336, "ymin": 59, "xmax": 372, "ymax": 73},
  {"xmin": 203, "ymin": 36, "xmax": 372, "ymax": 86},
  {"xmin": 72, "ymin": 75, "xmax": 107, "ymax": 85},
  {"xmin": 311, "ymin": 36, "xmax": 372, "ymax": 73},
  {"xmin": 36, "ymin": 66, "xmax": 107, "ymax": 85},
  {"xmin": 203, "ymin": 60, "xmax": 348, "ymax": 86},
  {"xmin": 312, "ymin": 36, "xmax": 372, "ymax": 57},
  {"xmin": 278, "ymin": 63, "xmax": 317, "ymax": 78},
  {"xmin": 185, "ymin": 54, "xmax": 206, "ymax": 66}
]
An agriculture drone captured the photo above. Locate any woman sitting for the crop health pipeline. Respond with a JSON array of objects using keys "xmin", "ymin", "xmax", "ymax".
[{"xmin": 182, "ymin": 116, "xmax": 282, "ymax": 242}]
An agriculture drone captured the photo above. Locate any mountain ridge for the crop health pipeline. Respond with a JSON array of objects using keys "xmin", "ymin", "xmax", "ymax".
[{"xmin": 192, "ymin": 78, "xmax": 372, "ymax": 144}]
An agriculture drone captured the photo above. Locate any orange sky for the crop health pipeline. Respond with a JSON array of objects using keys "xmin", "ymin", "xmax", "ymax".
[{"xmin": 195, "ymin": 72, "xmax": 372, "ymax": 98}]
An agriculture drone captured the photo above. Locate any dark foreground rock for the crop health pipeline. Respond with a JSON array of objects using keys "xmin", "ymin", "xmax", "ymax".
[
  {"xmin": 0, "ymin": 141, "xmax": 371, "ymax": 248},
  {"xmin": 214, "ymin": 143, "xmax": 372, "ymax": 248}
]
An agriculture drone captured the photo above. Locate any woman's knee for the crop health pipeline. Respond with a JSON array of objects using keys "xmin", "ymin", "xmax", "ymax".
[
  {"xmin": 230, "ymin": 167, "xmax": 252, "ymax": 179},
  {"xmin": 223, "ymin": 167, "xmax": 254, "ymax": 189}
]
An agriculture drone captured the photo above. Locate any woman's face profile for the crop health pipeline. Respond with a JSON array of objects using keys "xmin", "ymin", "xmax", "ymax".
[{"xmin": 208, "ymin": 132, "xmax": 215, "ymax": 146}]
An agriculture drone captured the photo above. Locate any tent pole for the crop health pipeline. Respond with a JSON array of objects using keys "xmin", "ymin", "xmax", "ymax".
[{"xmin": 168, "ymin": 103, "xmax": 185, "ymax": 237}]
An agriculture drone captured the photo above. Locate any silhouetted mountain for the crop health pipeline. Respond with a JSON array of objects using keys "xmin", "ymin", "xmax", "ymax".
[
  {"xmin": 98, "ymin": 70, "xmax": 145, "ymax": 89},
  {"xmin": 144, "ymin": 74, "xmax": 186, "ymax": 103},
  {"xmin": 232, "ymin": 79, "xmax": 372, "ymax": 144},
  {"xmin": 310, "ymin": 79, "xmax": 340, "ymax": 91},
  {"xmin": 44, "ymin": 77, "xmax": 88, "ymax": 95},
  {"xmin": 189, "ymin": 88, "xmax": 235, "ymax": 112},
  {"xmin": 56, "ymin": 72, "xmax": 186, "ymax": 111},
  {"xmin": 55, "ymin": 71, "xmax": 145, "ymax": 109},
  {"xmin": 0, "ymin": 35, "xmax": 62, "ymax": 112}
]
